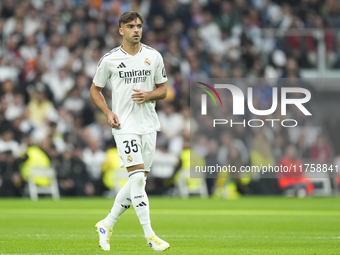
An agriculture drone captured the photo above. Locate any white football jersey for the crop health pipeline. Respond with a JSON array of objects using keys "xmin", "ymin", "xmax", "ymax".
[{"xmin": 93, "ymin": 44, "xmax": 168, "ymax": 135}]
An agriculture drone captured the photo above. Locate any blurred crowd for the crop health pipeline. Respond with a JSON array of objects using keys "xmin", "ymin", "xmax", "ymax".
[{"xmin": 0, "ymin": 0, "xmax": 338, "ymax": 197}]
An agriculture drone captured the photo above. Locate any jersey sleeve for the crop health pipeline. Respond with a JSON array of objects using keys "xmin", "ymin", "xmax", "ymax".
[
  {"xmin": 93, "ymin": 57, "xmax": 111, "ymax": 88},
  {"xmin": 154, "ymin": 53, "xmax": 168, "ymax": 84}
]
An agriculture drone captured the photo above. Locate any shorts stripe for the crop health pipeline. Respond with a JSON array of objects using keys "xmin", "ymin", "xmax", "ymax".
[{"xmin": 128, "ymin": 170, "xmax": 145, "ymax": 177}]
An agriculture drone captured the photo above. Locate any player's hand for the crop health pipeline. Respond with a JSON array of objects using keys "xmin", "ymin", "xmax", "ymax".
[
  {"xmin": 131, "ymin": 89, "xmax": 149, "ymax": 104},
  {"xmin": 106, "ymin": 111, "xmax": 121, "ymax": 128}
]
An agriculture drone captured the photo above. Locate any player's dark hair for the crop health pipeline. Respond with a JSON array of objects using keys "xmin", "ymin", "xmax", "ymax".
[{"xmin": 119, "ymin": 10, "xmax": 145, "ymax": 28}]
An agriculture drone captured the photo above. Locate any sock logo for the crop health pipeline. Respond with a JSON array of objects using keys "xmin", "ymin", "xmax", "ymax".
[
  {"xmin": 121, "ymin": 204, "xmax": 130, "ymax": 209},
  {"xmin": 134, "ymin": 195, "xmax": 144, "ymax": 199},
  {"xmin": 136, "ymin": 202, "xmax": 147, "ymax": 207}
]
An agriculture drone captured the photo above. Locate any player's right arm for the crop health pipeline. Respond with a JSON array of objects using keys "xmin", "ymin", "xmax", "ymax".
[
  {"xmin": 90, "ymin": 84, "xmax": 120, "ymax": 128},
  {"xmin": 90, "ymin": 56, "xmax": 120, "ymax": 128}
]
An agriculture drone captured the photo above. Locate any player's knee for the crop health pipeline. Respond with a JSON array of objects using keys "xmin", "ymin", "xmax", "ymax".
[{"xmin": 129, "ymin": 171, "xmax": 145, "ymax": 188}]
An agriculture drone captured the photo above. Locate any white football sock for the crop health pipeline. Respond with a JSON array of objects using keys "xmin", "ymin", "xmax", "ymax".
[
  {"xmin": 142, "ymin": 223, "xmax": 154, "ymax": 239},
  {"xmin": 129, "ymin": 170, "xmax": 155, "ymax": 239},
  {"xmin": 103, "ymin": 179, "xmax": 132, "ymax": 228}
]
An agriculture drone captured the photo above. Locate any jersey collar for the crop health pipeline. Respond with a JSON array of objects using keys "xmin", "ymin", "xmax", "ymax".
[{"xmin": 120, "ymin": 44, "xmax": 143, "ymax": 56}]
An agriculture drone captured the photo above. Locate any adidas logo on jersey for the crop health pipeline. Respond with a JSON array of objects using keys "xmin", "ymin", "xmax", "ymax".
[
  {"xmin": 117, "ymin": 62, "xmax": 126, "ymax": 68},
  {"xmin": 136, "ymin": 202, "xmax": 147, "ymax": 207}
]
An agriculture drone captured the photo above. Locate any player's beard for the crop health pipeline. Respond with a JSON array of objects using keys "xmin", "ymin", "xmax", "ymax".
[{"xmin": 125, "ymin": 34, "xmax": 141, "ymax": 46}]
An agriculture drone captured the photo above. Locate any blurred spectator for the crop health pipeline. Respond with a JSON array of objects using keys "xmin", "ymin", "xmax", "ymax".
[
  {"xmin": 323, "ymin": 0, "xmax": 340, "ymax": 28},
  {"xmin": 57, "ymin": 147, "xmax": 92, "ymax": 196},
  {"xmin": 204, "ymin": 139, "xmax": 219, "ymax": 195},
  {"xmin": 82, "ymin": 139, "xmax": 106, "ymax": 195},
  {"xmin": 284, "ymin": 15, "xmax": 305, "ymax": 65},
  {"xmin": 42, "ymin": 68, "xmax": 75, "ymax": 104},
  {"xmin": 265, "ymin": 50, "xmax": 287, "ymax": 82},
  {"xmin": 40, "ymin": 33, "xmax": 70, "ymax": 72},
  {"xmin": 148, "ymin": 141, "xmax": 180, "ymax": 195},
  {"xmin": 215, "ymin": 1, "xmax": 239, "ymax": 30},
  {"xmin": 252, "ymin": 76, "xmax": 273, "ymax": 110},
  {"xmin": 0, "ymin": 58, "xmax": 20, "ymax": 83},
  {"xmin": 169, "ymin": 129, "xmax": 190, "ymax": 157},
  {"xmin": 101, "ymin": 142, "xmax": 125, "ymax": 191},
  {"xmin": 27, "ymin": 84, "xmax": 55, "ymax": 126},
  {"xmin": 0, "ymin": 150, "xmax": 23, "ymax": 197},
  {"xmin": 218, "ymin": 132, "xmax": 249, "ymax": 166},
  {"xmin": 5, "ymin": 91, "xmax": 25, "ymax": 122},
  {"xmin": 1, "ymin": 79, "xmax": 15, "ymax": 104},
  {"xmin": 310, "ymin": 134, "xmax": 331, "ymax": 163},
  {"xmin": 277, "ymin": 145, "xmax": 314, "ymax": 197},
  {"xmin": 199, "ymin": 10, "xmax": 221, "ymax": 52},
  {"xmin": 63, "ymin": 86, "xmax": 85, "ymax": 115},
  {"xmin": 306, "ymin": 15, "xmax": 336, "ymax": 68},
  {"xmin": 20, "ymin": 138, "xmax": 51, "ymax": 187},
  {"xmin": 0, "ymin": 129, "xmax": 21, "ymax": 157},
  {"xmin": 158, "ymin": 103, "xmax": 183, "ymax": 140},
  {"xmin": 83, "ymin": 112, "xmax": 112, "ymax": 146},
  {"xmin": 280, "ymin": 58, "xmax": 301, "ymax": 79},
  {"xmin": 250, "ymin": 131, "xmax": 275, "ymax": 171},
  {"xmin": 272, "ymin": 134, "xmax": 285, "ymax": 162},
  {"xmin": 296, "ymin": 133, "xmax": 311, "ymax": 159}
]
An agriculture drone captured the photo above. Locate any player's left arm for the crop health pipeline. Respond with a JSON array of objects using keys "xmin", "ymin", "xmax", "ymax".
[{"xmin": 131, "ymin": 82, "xmax": 167, "ymax": 104}]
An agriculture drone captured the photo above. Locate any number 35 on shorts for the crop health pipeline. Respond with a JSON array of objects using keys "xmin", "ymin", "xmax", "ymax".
[
  {"xmin": 123, "ymin": 139, "xmax": 138, "ymax": 154},
  {"xmin": 114, "ymin": 132, "xmax": 156, "ymax": 170},
  {"xmin": 123, "ymin": 140, "xmax": 138, "ymax": 163}
]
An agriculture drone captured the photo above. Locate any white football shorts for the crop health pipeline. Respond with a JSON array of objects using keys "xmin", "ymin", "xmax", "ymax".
[{"xmin": 113, "ymin": 131, "xmax": 157, "ymax": 172}]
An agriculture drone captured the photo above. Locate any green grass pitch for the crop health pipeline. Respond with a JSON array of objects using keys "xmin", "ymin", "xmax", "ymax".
[{"xmin": 0, "ymin": 196, "xmax": 340, "ymax": 254}]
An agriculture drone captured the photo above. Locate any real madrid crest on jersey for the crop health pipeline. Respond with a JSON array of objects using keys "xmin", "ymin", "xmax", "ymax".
[
  {"xmin": 127, "ymin": 155, "xmax": 133, "ymax": 163},
  {"xmin": 144, "ymin": 58, "xmax": 151, "ymax": 66}
]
